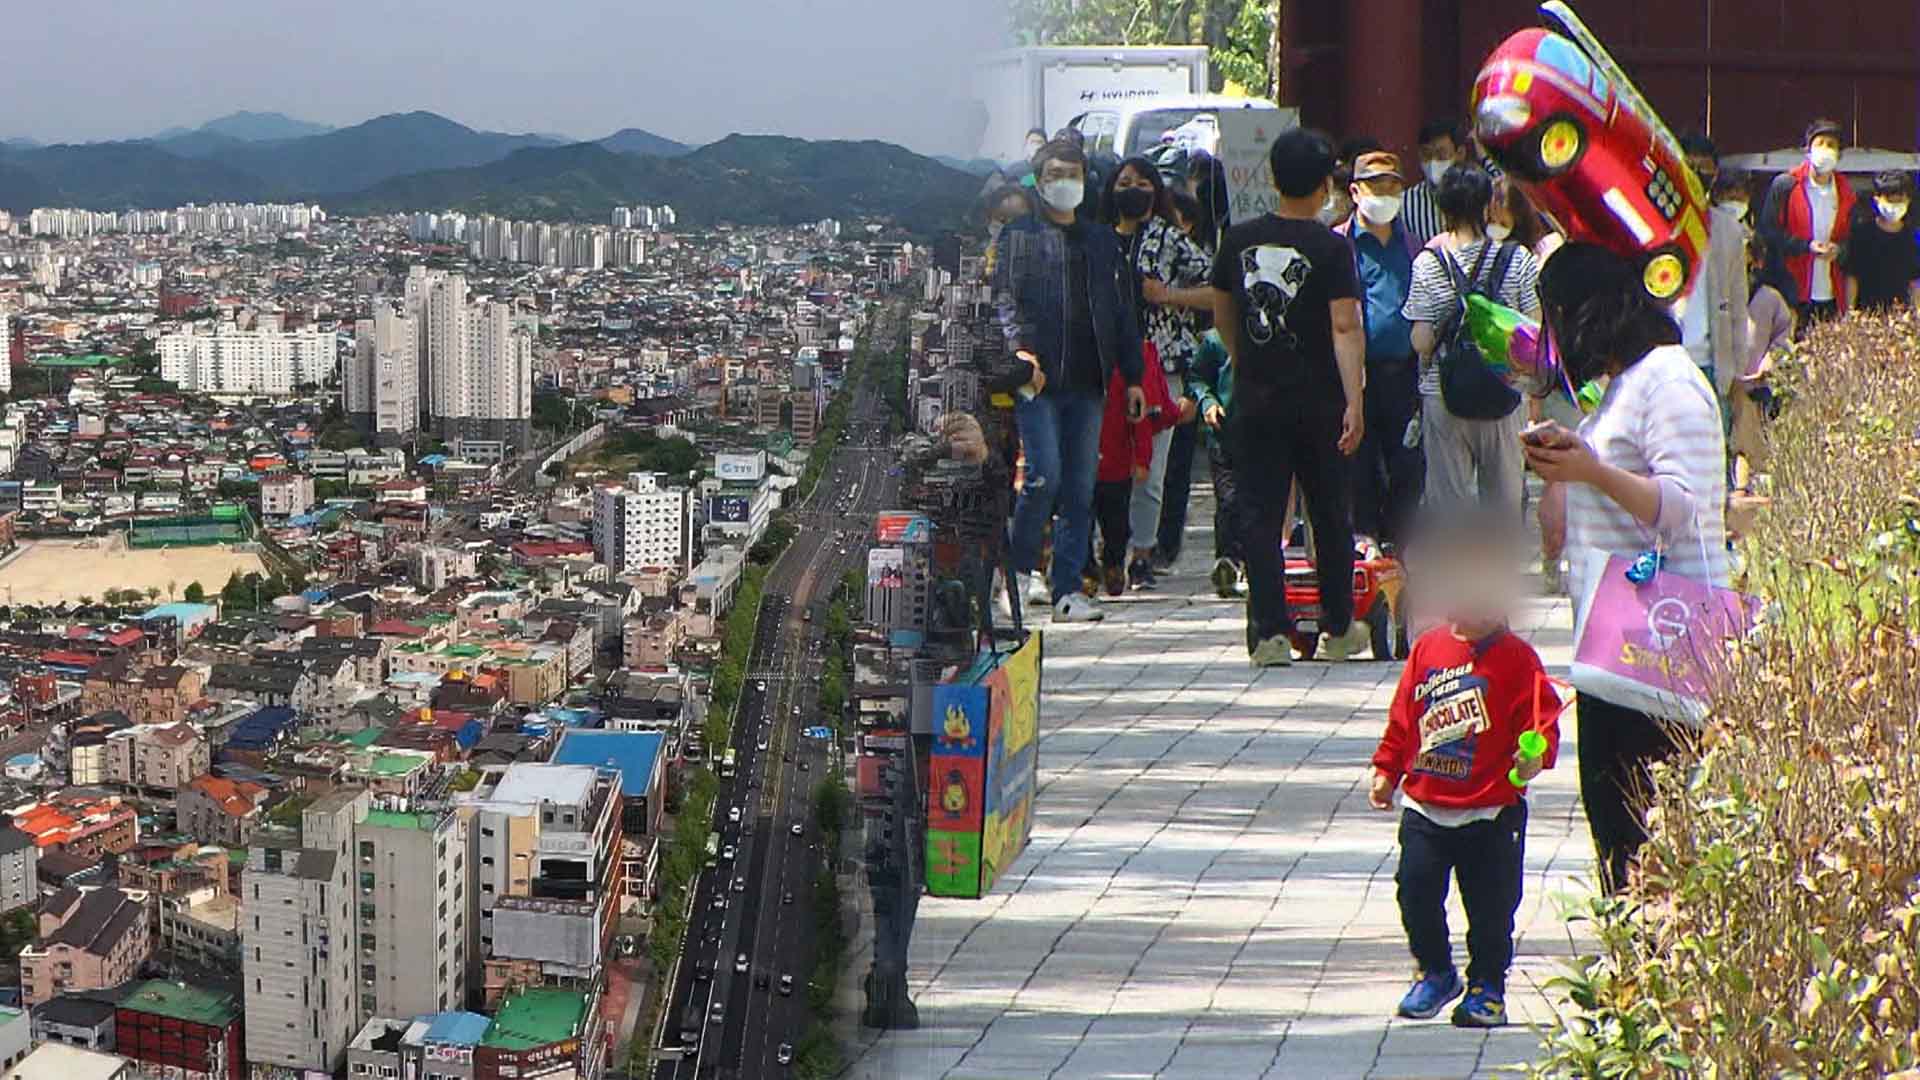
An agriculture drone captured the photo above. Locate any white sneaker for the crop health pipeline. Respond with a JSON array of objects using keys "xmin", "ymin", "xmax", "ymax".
[
  {"xmin": 1052, "ymin": 593, "xmax": 1105, "ymax": 622},
  {"xmin": 1250, "ymin": 636, "xmax": 1293, "ymax": 668},
  {"xmin": 1025, "ymin": 571, "xmax": 1052, "ymax": 607},
  {"xmin": 991, "ymin": 572, "xmax": 1013, "ymax": 620},
  {"xmin": 1318, "ymin": 620, "xmax": 1371, "ymax": 662}
]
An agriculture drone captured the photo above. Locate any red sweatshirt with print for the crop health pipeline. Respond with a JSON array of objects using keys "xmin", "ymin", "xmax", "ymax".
[{"xmin": 1372, "ymin": 626, "xmax": 1563, "ymax": 811}]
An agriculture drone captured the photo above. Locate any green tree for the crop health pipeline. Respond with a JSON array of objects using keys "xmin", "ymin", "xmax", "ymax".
[
  {"xmin": 1006, "ymin": 0, "xmax": 1273, "ymax": 96},
  {"xmin": 183, "ymin": 581, "xmax": 206, "ymax": 603},
  {"xmin": 532, "ymin": 391, "xmax": 573, "ymax": 431}
]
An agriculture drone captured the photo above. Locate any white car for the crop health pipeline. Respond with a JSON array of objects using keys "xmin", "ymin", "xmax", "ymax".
[
  {"xmin": 721, "ymin": 844, "xmax": 736, "ymax": 861},
  {"xmin": 779, "ymin": 973, "xmax": 794, "ymax": 996},
  {"xmin": 790, "ymin": 822, "xmax": 803, "ymax": 836},
  {"xmin": 757, "ymin": 738, "xmax": 769, "ymax": 751},
  {"xmin": 734, "ymin": 952, "xmax": 748, "ymax": 973},
  {"xmin": 733, "ymin": 876, "xmax": 746, "ymax": 893},
  {"xmin": 756, "ymin": 680, "xmax": 766, "ymax": 691},
  {"xmin": 728, "ymin": 806, "xmax": 741, "ymax": 824},
  {"xmin": 791, "ymin": 705, "xmax": 800, "ymax": 717},
  {"xmin": 709, "ymin": 1003, "xmax": 725, "ymax": 1026},
  {"xmin": 776, "ymin": 1043, "xmax": 793, "ymax": 1065}
]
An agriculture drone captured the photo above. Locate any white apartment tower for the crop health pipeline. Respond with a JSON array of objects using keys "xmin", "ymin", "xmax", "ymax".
[
  {"xmin": 396, "ymin": 267, "xmax": 535, "ymax": 448},
  {"xmin": 592, "ymin": 471, "xmax": 696, "ymax": 574},
  {"xmin": 354, "ymin": 806, "xmax": 468, "ymax": 1019},
  {"xmin": 346, "ymin": 303, "xmax": 420, "ymax": 444},
  {"xmin": 159, "ymin": 327, "xmax": 335, "ymax": 395}
]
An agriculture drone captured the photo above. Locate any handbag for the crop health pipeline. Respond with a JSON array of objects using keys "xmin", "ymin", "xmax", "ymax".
[
  {"xmin": 1432, "ymin": 242, "xmax": 1523, "ymax": 420},
  {"xmin": 1570, "ymin": 544, "xmax": 1760, "ymax": 724}
]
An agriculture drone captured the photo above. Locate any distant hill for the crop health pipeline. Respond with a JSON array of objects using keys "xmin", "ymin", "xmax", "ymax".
[
  {"xmin": 0, "ymin": 137, "xmax": 40, "ymax": 150},
  {"xmin": 599, "ymin": 128, "xmax": 690, "ymax": 157},
  {"xmin": 336, "ymin": 134, "xmax": 979, "ymax": 231},
  {"xmin": 934, "ymin": 155, "xmax": 1001, "ymax": 176},
  {"xmin": 200, "ymin": 111, "xmax": 335, "ymax": 142},
  {"xmin": 0, "ymin": 118, "xmax": 973, "ymax": 232}
]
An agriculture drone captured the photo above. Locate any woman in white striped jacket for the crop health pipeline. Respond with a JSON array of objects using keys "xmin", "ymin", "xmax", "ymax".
[{"xmin": 1518, "ymin": 242, "xmax": 1729, "ymax": 896}]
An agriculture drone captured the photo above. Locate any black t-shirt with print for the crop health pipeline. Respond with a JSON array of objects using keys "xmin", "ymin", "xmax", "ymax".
[
  {"xmin": 1209, "ymin": 213, "xmax": 1359, "ymax": 416},
  {"xmin": 1843, "ymin": 216, "xmax": 1920, "ymax": 313}
]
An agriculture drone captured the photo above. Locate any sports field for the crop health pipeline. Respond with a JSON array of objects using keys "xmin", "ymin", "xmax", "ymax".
[{"xmin": 0, "ymin": 535, "xmax": 265, "ymax": 606}]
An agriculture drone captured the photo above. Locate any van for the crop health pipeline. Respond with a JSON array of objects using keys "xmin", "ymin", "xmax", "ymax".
[{"xmin": 1068, "ymin": 96, "xmax": 1300, "ymax": 225}]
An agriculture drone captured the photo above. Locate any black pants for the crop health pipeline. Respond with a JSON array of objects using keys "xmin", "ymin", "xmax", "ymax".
[
  {"xmin": 1577, "ymin": 694, "xmax": 1680, "ymax": 895},
  {"xmin": 1230, "ymin": 406, "xmax": 1355, "ymax": 652},
  {"xmin": 1795, "ymin": 300, "xmax": 1838, "ymax": 340},
  {"xmin": 1157, "ymin": 419, "xmax": 1199, "ymax": 559},
  {"xmin": 1351, "ymin": 356, "xmax": 1425, "ymax": 549},
  {"xmin": 1206, "ymin": 437, "xmax": 1243, "ymax": 563},
  {"xmin": 1396, "ymin": 801, "xmax": 1527, "ymax": 991},
  {"xmin": 1091, "ymin": 479, "xmax": 1132, "ymax": 573}
]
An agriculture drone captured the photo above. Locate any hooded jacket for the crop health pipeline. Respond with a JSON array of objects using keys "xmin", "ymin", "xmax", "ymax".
[{"xmin": 1759, "ymin": 160, "xmax": 1856, "ymax": 311}]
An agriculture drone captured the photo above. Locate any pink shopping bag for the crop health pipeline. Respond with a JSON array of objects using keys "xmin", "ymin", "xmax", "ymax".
[{"xmin": 1571, "ymin": 551, "xmax": 1761, "ymax": 723}]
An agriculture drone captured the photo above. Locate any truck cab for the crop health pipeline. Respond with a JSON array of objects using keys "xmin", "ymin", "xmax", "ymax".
[{"xmin": 1069, "ymin": 95, "xmax": 1298, "ymax": 223}]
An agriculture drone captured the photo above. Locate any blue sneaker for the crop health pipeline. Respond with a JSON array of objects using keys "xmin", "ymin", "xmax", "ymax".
[
  {"xmin": 1395, "ymin": 969, "xmax": 1463, "ymax": 1019},
  {"xmin": 1450, "ymin": 983, "xmax": 1507, "ymax": 1027}
]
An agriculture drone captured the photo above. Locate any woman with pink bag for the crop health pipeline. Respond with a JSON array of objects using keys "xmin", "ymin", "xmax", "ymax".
[{"xmin": 1517, "ymin": 242, "xmax": 1729, "ymax": 896}]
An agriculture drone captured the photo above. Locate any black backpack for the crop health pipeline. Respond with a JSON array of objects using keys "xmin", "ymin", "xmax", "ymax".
[{"xmin": 1432, "ymin": 241, "xmax": 1522, "ymax": 420}]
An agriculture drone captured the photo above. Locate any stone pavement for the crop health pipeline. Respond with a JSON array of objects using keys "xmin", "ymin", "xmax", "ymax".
[{"xmin": 843, "ymin": 501, "xmax": 1596, "ymax": 1079}]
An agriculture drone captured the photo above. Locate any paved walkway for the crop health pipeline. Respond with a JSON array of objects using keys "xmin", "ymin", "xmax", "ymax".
[{"xmin": 845, "ymin": 496, "xmax": 1595, "ymax": 1079}]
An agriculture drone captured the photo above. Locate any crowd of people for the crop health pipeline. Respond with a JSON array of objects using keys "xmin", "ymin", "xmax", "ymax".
[{"xmin": 975, "ymin": 111, "xmax": 1918, "ymax": 1028}]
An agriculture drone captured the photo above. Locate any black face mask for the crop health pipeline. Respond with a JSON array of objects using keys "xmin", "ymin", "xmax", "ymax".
[{"xmin": 1114, "ymin": 187, "xmax": 1155, "ymax": 220}]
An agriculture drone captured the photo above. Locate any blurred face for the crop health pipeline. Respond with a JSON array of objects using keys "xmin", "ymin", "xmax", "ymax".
[
  {"xmin": 1487, "ymin": 187, "xmax": 1516, "ymax": 231},
  {"xmin": 1409, "ymin": 535, "xmax": 1521, "ymax": 634},
  {"xmin": 1686, "ymin": 152, "xmax": 1717, "ymax": 190}
]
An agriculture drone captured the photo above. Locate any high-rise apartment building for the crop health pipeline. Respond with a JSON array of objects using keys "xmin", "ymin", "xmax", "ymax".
[
  {"xmin": 158, "ymin": 328, "xmax": 335, "ymax": 396},
  {"xmin": 243, "ymin": 787, "xmax": 368, "ymax": 1079},
  {"xmin": 591, "ymin": 472, "xmax": 696, "ymax": 574},
  {"xmin": 346, "ymin": 304, "xmax": 420, "ymax": 444},
  {"xmin": 354, "ymin": 806, "xmax": 468, "ymax": 1019},
  {"xmin": 0, "ymin": 314, "xmax": 10, "ymax": 394},
  {"xmin": 390, "ymin": 268, "xmax": 535, "ymax": 448}
]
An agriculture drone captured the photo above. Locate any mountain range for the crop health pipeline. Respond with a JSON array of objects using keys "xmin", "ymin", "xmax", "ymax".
[{"xmin": 0, "ymin": 111, "xmax": 969, "ymax": 231}]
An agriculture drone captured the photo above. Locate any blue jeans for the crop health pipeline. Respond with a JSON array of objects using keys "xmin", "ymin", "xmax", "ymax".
[{"xmin": 1010, "ymin": 388, "xmax": 1104, "ymax": 602}]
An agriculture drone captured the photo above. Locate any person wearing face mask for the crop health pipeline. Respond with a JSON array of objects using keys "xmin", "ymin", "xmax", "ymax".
[
  {"xmin": 1401, "ymin": 119, "xmax": 1467, "ymax": 247},
  {"xmin": 1103, "ymin": 157, "xmax": 1212, "ymax": 589},
  {"xmin": 1759, "ymin": 118, "xmax": 1856, "ymax": 326},
  {"xmin": 1673, "ymin": 132, "xmax": 1750, "ymax": 411},
  {"xmin": 991, "ymin": 138, "xmax": 1147, "ymax": 623},
  {"xmin": 1332, "ymin": 151, "xmax": 1423, "ymax": 551},
  {"xmin": 1841, "ymin": 170, "xmax": 1920, "ymax": 314},
  {"xmin": 1709, "ymin": 170, "xmax": 1754, "ymax": 232}
]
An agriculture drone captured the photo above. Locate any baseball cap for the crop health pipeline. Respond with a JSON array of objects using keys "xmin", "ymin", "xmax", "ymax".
[{"xmin": 1352, "ymin": 151, "xmax": 1404, "ymax": 183}]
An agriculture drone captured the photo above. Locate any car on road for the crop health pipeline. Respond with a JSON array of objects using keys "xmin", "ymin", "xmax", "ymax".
[
  {"xmin": 734, "ymin": 952, "xmax": 748, "ymax": 973},
  {"xmin": 783, "ymin": 751, "xmax": 793, "ymax": 762},
  {"xmin": 692, "ymin": 960, "xmax": 711, "ymax": 981},
  {"xmin": 711, "ymin": 894, "xmax": 727, "ymax": 910},
  {"xmin": 756, "ymin": 680, "xmax": 766, "ymax": 691},
  {"xmin": 722, "ymin": 844, "xmax": 736, "ymax": 861},
  {"xmin": 733, "ymin": 876, "xmax": 746, "ymax": 893},
  {"xmin": 777, "ymin": 1043, "xmax": 793, "ymax": 1065},
  {"xmin": 728, "ymin": 806, "xmax": 742, "ymax": 824},
  {"xmin": 791, "ymin": 705, "xmax": 800, "ymax": 717},
  {"xmin": 799, "ymin": 760, "xmax": 809, "ymax": 772},
  {"xmin": 781, "ymin": 890, "xmax": 793, "ymax": 905},
  {"xmin": 709, "ymin": 1001, "xmax": 725, "ymax": 1025},
  {"xmin": 790, "ymin": 822, "xmax": 803, "ymax": 837},
  {"xmin": 779, "ymin": 973, "xmax": 794, "ymax": 995}
]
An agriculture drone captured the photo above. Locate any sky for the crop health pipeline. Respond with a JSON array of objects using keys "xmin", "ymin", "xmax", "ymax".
[{"xmin": 3, "ymin": 0, "xmax": 1006, "ymax": 155}]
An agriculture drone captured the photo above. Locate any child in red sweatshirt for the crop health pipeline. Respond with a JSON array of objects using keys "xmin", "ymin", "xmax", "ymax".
[
  {"xmin": 1369, "ymin": 516, "xmax": 1562, "ymax": 1029},
  {"xmin": 1089, "ymin": 368, "xmax": 1156, "ymax": 596}
]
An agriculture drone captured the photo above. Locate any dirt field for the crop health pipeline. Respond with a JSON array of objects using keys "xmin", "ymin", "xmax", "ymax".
[{"xmin": 0, "ymin": 535, "xmax": 266, "ymax": 607}]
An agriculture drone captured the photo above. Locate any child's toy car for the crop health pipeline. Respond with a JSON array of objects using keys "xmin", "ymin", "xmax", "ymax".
[
  {"xmin": 1470, "ymin": 2, "xmax": 1707, "ymax": 302},
  {"xmin": 1283, "ymin": 535, "xmax": 1408, "ymax": 661}
]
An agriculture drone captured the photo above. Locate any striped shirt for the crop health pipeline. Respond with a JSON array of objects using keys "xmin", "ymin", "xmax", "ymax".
[
  {"xmin": 1402, "ymin": 239, "xmax": 1541, "ymax": 397},
  {"xmin": 1402, "ymin": 181, "xmax": 1444, "ymax": 247},
  {"xmin": 1566, "ymin": 344, "xmax": 1729, "ymax": 634}
]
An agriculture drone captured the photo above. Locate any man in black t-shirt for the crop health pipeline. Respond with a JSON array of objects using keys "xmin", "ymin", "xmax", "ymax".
[
  {"xmin": 1209, "ymin": 127, "xmax": 1369, "ymax": 667},
  {"xmin": 1843, "ymin": 170, "xmax": 1920, "ymax": 314}
]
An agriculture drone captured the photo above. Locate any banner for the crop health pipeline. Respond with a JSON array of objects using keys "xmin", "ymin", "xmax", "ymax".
[{"xmin": 867, "ymin": 548, "xmax": 905, "ymax": 588}]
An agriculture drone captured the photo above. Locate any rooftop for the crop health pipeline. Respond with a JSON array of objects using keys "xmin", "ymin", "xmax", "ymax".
[
  {"xmin": 549, "ymin": 729, "xmax": 664, "ymax": 799},
  {"xmin": 480, "ymin": 988, "xmax": 587, "ymax": 1050},
  {"xmin": 4, "ymin": 1042, "xmax": 130, "ymax": 1080},
  {"xmin": 485, "ymin": 762, "xmax": 600, "ymax": 808},
  {"xmin": 118, "ymin": 979, "xmax": 240, "ymax": 1027},
  {"xmin": 362, "ymin": 808, "xmax": 439, "ymax": 832}
]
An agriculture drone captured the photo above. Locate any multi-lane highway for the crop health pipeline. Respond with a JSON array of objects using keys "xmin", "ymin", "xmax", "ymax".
[{"xmin": 655, "ymin": 305, "xmax": 904, "ymax": 1080}]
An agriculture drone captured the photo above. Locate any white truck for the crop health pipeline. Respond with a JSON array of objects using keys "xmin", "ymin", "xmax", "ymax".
[
  {"xmin": 971, "ymin": 45, "xmax": 1209, "ymax": 165},
  {"xmin": 1069, "ymin": 95, "xmax": 1300, "ymax": 223}
]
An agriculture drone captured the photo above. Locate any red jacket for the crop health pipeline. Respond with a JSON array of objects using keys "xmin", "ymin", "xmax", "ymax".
[
  {"xmin": 1096, "ymin": 370, "xmax": 1154, "ymax": 483},
  {"xmin": 1372, "ymin": 627, "xmax": 1563, "ymax": 811},
  {"xmin": 1767, "ymin": 161, "xmax": 1856, "ymax": 311}
]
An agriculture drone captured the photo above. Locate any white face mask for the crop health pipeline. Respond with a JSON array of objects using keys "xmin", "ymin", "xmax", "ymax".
[
  {"xmin": 1808, "ymin": 146, "xmax": 1839, "ymax": 174},
  {"xmin": 1316, "ymin": 194, "xmax": 1340, "ymax": 225},
  {"xmin": 1717, "ymin": 200, "xmax": 1748, "ymax": 220},
  {"xmin": 1024, "ymin": 140, "xmax": 1045, "ymax": 160},
  {"xmin": 1356, "ymin": 193, "xmax": 1402, "ymax": 225},
  {"xmin": 1485, "ymin": 222, "xmax": 1512, "ymax": 241},
  {"xmin": 1038, "ymin": 178, "xmax": 1084, "ymax": 213},
  {"xmin": 1423, "ymin": 158, "xmax": 1450, "ymax": 186},
  {"xmin": 1877, "ymin": 197, "xmax": 1909, "ymax": 222}
]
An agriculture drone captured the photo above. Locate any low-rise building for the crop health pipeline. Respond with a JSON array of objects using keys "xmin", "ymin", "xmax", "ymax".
[
  {"xmin": 19, "ymin": 886, "xmax": 152, "ymax": 1005},
  {"xmin": 261, "ymin": 473, "xmax": 316, "ymax": 518},
  {"xmin": 28, "ymin": 994, "xmax": 117, "ymax": 1051},
  {"xmin": 3, "ymin": 1042, "xmax": 130, "ymax": 1080},
  {"xmin": 0, "ymin": 827, "xmax": 38, "ymax": 913},
  {"xmin": 114, "ymin": 979, "xmax": 244, "ymax": 1080},
  {"xmin": 105, "ymin": 722, "xmax": 209, "ymax": 794},
  {"xmin": 159, "ymin": 885, "xmax": 242, "ymax": 971},
  {"xmin": 175, "ymin": 774, "xmax": 272, "ymax": 848}
]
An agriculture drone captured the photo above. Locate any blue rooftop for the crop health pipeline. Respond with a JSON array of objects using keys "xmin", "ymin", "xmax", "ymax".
[
  {"xmin": 224, "ymin": 706, "xmax": 299, "ymax": 750},
  {"xmin": 550, "ymin": 729, "xmax": 664, "ymax": 798},
  {"xmin": 141, "ymin": 602, "xmax": 217, "ymax": 623},
  {"xmin": 423, "ymin": 1011, "xmax": 491, "ymax": 1046}
]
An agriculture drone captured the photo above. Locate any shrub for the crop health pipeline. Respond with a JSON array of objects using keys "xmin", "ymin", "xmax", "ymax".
[{"xmin": 1534, "ymin": 313, "xmax": 1920, "ymax": 1075}]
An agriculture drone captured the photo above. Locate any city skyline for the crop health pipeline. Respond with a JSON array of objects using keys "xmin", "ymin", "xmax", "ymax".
[{"xmin": 1, "ymin": 0, "xmax": 1003, "ymax": 156}]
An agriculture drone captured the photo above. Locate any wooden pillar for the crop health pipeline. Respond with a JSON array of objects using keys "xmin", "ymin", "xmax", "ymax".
[{"xmin": 1343, "ymin": 0, "xmax": 1426, "ymax": 163}]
